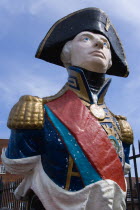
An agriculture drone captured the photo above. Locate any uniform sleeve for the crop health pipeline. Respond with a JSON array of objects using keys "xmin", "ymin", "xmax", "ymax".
[
  {"xmin": 5, "ymin": 128, "xmax": 44, "ymax": 159},
  {"xmin": 122, "ymin": 142, "xmax": 130, "ymax": 164},
  {"xmin": 1, "ymin": 128, "xmax": 44, "ymax": 175}
]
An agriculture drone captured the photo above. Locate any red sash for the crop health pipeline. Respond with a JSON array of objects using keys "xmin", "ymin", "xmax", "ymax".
[{"xmin": 47, "ymin": 90, "xmax": 126, "ymax": 191}]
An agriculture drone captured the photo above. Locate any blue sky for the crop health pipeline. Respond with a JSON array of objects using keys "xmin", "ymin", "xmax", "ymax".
[{"xmin": 0, "ymin": 0, "xmax": 140, "ymax": 167}]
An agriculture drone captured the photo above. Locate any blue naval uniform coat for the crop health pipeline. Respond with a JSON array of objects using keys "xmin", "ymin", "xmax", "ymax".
[{"xmin": 5, "ymin": 66, "xmax": 131, "ymax": 192}]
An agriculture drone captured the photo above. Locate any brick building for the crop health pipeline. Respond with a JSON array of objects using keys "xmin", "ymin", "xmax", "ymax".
[{"xmin": 0, "ymin": 139, "xmax": 23, "ymax": 182}]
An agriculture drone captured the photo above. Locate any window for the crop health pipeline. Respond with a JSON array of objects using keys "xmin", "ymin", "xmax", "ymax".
[{"xmin": 0, "ymin": 164, "xmax": 6, "ymax": 174}]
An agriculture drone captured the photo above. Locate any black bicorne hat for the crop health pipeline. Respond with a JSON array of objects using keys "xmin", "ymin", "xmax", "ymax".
[{"xmin": 35, "ymin": 8, "xmax": 129, "ymax": 77}]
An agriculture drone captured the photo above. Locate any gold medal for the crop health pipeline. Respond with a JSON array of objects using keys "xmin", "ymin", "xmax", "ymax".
[{"xmin": 90, "ymin": 104, "xmax": 106, "ymax": 120}]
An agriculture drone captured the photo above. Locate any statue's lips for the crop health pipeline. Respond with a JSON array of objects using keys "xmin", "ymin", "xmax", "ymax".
[{"xmin": 90, "ymin": 51, "xmax": 105, "ymax": 59}]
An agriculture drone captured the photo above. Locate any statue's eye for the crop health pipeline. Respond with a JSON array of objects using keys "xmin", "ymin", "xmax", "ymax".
[
  {"xmin": 83, "ymin": 37, "xmax": 90, "ymax": 41},
  {"xmin": 103, "ymin": 42, "xmax": 107, "ymax": 46}
]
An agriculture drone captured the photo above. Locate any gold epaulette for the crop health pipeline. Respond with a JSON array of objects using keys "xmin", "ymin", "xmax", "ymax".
[
  {"xmin": 7, "ymin": 95, "xmax": 44, "ymax": 129},
  {"xmin": 7, "ymin": 84, "xmax": 69, "ymax": 129},
  {"xmin": 115, "ymin": 115, "xmax": 134, "ymax": 144}
]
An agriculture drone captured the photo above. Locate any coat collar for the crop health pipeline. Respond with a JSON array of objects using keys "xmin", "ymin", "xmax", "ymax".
[{"xmin": 67, "ymin": 66, "xmax": 111, "ymax": 104}]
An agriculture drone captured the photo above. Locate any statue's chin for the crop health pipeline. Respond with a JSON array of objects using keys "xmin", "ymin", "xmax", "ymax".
[
  {"xmin": 71, "ymin": 57, "xmax": 110, "ymax": 74},
  {"xmin": 78, "ymin": 63, "xmax": 108, "ymax": 74}
]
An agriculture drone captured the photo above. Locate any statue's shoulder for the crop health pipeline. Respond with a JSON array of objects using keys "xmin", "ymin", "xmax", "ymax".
[
  {"xmin": 7, "ymin": 84, "xmax": 69, "ymax": 130},
  {"xmin": 7, "ymin": 95, "xmax": 44, "ymax": 129},
  {"xmin": 114, "ymin": 114, "xmax": 134, "ymax": 145}
]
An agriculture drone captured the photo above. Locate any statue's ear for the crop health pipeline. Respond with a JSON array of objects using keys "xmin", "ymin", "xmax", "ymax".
[{"xmin": 60, "ymin": 41, "xmax": 72, "ymax": 67}]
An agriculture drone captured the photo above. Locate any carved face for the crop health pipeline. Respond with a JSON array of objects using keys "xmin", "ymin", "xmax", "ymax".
[{"xmin": 70, "ymin": 31, "xmax": 112, "ymax": 73}]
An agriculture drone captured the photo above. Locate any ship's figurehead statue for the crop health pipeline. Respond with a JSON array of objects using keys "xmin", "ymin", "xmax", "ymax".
[{"xmin": 2, "ymin": 8, "xmax": 133, "ymax": 210}]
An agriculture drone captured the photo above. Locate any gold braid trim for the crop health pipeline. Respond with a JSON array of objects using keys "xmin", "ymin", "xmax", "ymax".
[
  {"xmin": 114, "ymin": 115, "xmax": 134, "ymax": 145},
  {"xmin": 7, "ymin": 95, "xmax": 44, "ymax": 129},
  {"xmin": 7, "ymin": 84, "xmax": 69, "ymax": 129},
  {"xmin": 65, "ymin": 155, "xmax": 80, "ymax": 190}
]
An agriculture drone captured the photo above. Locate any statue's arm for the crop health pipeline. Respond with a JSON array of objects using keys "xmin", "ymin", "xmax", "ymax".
[
  {"xmin": 2, "ymin": 95, "xmax": 45, "ymax": 174},
  {"xmin": 5, "ymin": 128, "xmax": 42, "ymax": 159},
  {"xmin": 116, "ymin": 115, "xmax": 133, "ymax": 158},
  {"xmin": 115, "ymin": 115, "xmax": 133, "ymax": 174}
]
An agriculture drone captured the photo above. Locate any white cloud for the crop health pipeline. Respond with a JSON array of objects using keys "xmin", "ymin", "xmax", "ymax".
[
  {"xmin": 92, "ymin": 0, "xmax": 140, "ymax": 24},
  {"xmin": 0, "ymin": 0, "xmax": 25, "ymax": 14},
  {"xmin": 0, "ymin": 69, "xmax": 67, "ymax": 108},
  {"xmin": 124, "ymin": 76, "xmax": 140, "ymax": 92},
  {"xmin": 1, "ymin": 0, "xmax": 140, "ymax": 26},
  {"xmin": 0, "ymin": 120, "xmax": 6, "ymax": 125},
  {"xmin": 0, "ymin": 56, "xmax": 68, "ymax": 109},
  {"xmin": 30, "ymin": 0, "xmax": 140, "ymax": 25}
]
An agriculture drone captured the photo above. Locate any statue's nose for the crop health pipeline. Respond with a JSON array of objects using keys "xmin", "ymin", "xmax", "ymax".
[{"xmin": 94, "ymin": 39, "xmax": 104, "ymax": 48}]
